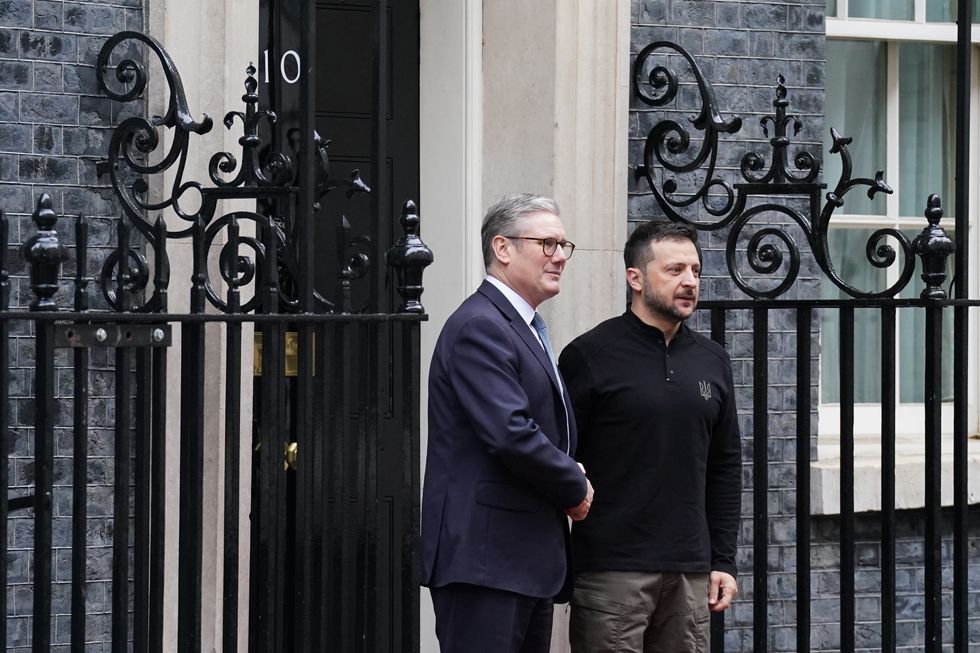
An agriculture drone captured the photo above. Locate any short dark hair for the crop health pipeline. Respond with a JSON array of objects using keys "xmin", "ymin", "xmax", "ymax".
[
  {"xmin": 623, "ymin": 220, "xmax": 700, "ymax": 269},
  {"xmin": 481, "ymin": 194, "xmax": 560, "ymax": 269}
]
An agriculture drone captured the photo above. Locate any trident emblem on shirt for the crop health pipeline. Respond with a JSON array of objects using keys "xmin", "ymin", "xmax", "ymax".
[{"xmin": 699, "ymin": 380, "xmax": 712, "ymax": 400}]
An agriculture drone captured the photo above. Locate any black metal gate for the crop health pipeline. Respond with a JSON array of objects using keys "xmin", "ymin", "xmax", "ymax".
[
  {"xmin": 0, "ymin": 18, "xmax": 429, "ymax": 653},
  {"xmin": 633, "ymin": 24, "xmax": 975, "ymax": 652}
]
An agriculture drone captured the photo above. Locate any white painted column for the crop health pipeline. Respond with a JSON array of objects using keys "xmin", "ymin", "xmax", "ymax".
[
  {"xmin": 548, "ymin": 6, "xmax": 630, "ymax": 648},
  {"xmin": 147, "ymin": 1, "xmax": 258, "ymax": 649},
  {"xmin": 482, "ymin": 0, "xmax": 630, "ymax": 353},
  {"xmin": 549, "ymin": 0, "xmax": 631, "ymax": 350},
  {"xmin": 419, "ymin": 1, "xmax": 484, "ymax": 650},
  {"xmin": 423, "ymin": 2, "xmax": 629, "ymax": 652}
]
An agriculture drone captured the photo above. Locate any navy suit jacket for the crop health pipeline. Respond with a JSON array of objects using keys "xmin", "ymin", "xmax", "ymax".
[{"xmin": 421, "ymin": 280, "xmax": 586, "ymax": 599}]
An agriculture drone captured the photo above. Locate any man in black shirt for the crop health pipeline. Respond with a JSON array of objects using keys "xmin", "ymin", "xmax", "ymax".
[{"xmin": 558, "ymin": 220, "xmax": 741, "ymax": 652}]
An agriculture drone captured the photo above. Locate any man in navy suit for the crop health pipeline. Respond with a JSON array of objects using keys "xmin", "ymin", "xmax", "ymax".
[{"xmin": 422, "ymin": 194, "xmax": 593, "ymax": 653}]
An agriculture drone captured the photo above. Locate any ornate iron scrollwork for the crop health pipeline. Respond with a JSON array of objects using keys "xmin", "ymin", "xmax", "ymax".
[
  {"xmin": 633, "ymin": 41, "xmax": 743, "ymax": 224},
  {"xmin": 632, "ymin": 41, "xmax": 931, "ymax": 299},
  {"xmin": 96, "ymin": 30, "xmax": 216, "ymax": 238},
  {"xmin": 92, "ymin": 30, "xmax": 426, "ymax": 315},
  {"xmin": 208, "ymin": 63, "xmax": 293, "ymax": 189},
  {"xmin": 95, "ymin": 31, "xmax": 292, "ymax": 313}
]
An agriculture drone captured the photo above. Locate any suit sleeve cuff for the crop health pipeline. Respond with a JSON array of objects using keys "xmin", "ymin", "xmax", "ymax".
[{"xmin": 559, "ymin": 472, "xmax": 588, "ymax": 510}]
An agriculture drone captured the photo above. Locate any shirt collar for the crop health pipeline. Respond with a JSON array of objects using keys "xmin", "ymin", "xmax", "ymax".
[
  {"xmin": 486, "ymin": 275, "xmax": 536, "ymax": 328},
  {"xmin": 623, "ymin": 308, "xmax": 691, "ymax": 342}
]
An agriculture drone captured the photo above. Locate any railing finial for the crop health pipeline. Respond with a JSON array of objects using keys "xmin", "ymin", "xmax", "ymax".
[
  {"xmin": 22, "ymin": 193, "xmax": 69, "ymax": 311},
  {"xmin": 914, "ymin": 194, "xmax": 955, "ymax": 300},
  {"xmin": 386, "ymin": 200, "xmax": 433, "ymax": 314}
]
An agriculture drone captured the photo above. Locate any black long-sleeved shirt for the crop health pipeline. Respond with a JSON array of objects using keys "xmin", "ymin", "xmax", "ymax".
[{"xmin": 558, "ymin": 311, "xmax": 742, "ymax": 577}]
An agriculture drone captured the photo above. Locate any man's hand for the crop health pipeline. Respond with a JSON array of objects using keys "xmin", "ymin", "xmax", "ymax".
[
  {"xmin": 708, "ymin": 571, "xmax": 737, "ymax": 612},
  {"xmin": 565, "ymin": 470, "xmax": 593, "ymax": 521}
]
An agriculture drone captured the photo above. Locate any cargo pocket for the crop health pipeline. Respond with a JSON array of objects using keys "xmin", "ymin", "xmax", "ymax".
[
  {"xmin": 570, "ymin": 588, "xmax": 628, "ymax": 651},
  {"xmin": 692, "ymin": 605, "xmax": 709, "ymax": 653}
]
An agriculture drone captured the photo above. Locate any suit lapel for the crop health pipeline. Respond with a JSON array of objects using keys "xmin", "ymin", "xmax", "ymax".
[
  {"xmin": 477, "ymin": 281, "xmax": 562, "ymax": 393},
  {"xmin": 477, "ymin": 280, "xmax": 574, "ymax": 454}
]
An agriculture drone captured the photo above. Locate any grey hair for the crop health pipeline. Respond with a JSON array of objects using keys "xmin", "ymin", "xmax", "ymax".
[{"xmin": 481, "ymin": 194, "xmax": 561, "ymax": 269}]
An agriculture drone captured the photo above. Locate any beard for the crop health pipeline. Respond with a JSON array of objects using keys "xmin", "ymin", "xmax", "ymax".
[{"xmin": 641, "ymin": 276, "xmax": 696, "ymax": 322}]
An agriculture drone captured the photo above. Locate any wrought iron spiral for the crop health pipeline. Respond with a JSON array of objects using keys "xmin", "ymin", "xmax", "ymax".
[
  {"xmin": 724, "ymin": 206, "xmax": 804, "ymax": 299},
  {"xmin": 202, "ymin": 212, "xmax": 274, "ymax": 313},
  {"xmin": 100, "ymin": 247, "xmax": 150, "ymax": 310},
  {"xmin": 633, "ymin": 41, "xmax": 743, "ymax": 227},
  {"xmin": 97, "ymin": 31, "xmax": 214, "ymax": 241},
  {"xmin": 632, "ymin": 41, "xmax": 918, "ymax": 299}
]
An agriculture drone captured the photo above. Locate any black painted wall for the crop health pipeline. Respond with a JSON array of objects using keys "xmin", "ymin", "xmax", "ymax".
[{"xmin": 1, "ymin": 0, "xmax": 144, "ymax": 648}]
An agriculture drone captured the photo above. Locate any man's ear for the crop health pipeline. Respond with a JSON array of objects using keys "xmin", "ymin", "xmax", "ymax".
[
  {"xmin": 491, "ymin": 235, "xmax": 511, "ymax": 265},
  {"xmin": 626, "ymin": 267, "xmax": 643, "ymax": 293}
]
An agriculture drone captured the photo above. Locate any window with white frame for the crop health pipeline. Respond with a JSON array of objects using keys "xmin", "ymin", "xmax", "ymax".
[
  {"xmin": 820, "ymin": 38, "xmax": 957, "ymax": 408},
  {"xmin": 813, "ymin": 0, "xmax": 980, "ymax": 513},
  {"xmin": 828, "ymin": 0, "xmax": 980, "ymax": 22}
]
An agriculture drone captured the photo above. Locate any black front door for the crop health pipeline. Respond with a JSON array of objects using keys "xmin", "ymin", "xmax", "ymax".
[
  {"xmin": 258, "ymin": 0, "xmax": 420, "ymax": 313},
  {"xmin": 255, "ymin": 2, "xmax": 421, "ymax": 651}
]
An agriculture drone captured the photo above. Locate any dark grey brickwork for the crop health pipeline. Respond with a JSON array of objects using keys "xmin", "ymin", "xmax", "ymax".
[
  {"xmin": 1, "ymin": 0, "xmax": 144, "ymax": 649},
  {"xmin": 630, "ymin": 1, "xmax": 980, "ymax": 651}
]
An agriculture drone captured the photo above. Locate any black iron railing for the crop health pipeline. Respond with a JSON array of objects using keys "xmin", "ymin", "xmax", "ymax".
[
  {"xmin": 0, "ymin": 199, "xmax": 429, "ymax": 653},
  {"xmin": 1, "ymin": 22, "xmax": 430, "ymax": 653},
  {"xmin": 634, "ymin": 38, "xmax": 973, "ymax": 653}
]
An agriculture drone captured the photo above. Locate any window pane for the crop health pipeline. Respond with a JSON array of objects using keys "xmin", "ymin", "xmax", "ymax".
[
  {"xmin": 926, "ymin": 0, "xmax": 980, "ymax": 22},
  {"xmin": 898, "ymin": 233, "xmax": 954, "ymax": 403},
  {"xmin": 849, "ymin": 0, "xmax": 913, "ymax": 20},
  {"xmin": 926, "ymin": 0, "xmax": 952, "ymax": 21},
  {"xmin": 899, "ymin": 44, "xmax": 956, "ymax": 219},
  {"xmin": 820, "ymin": 229, "xmax": 886, "ymax": 404},
  {"xmin": 824, "ymin": 41, "xmax": 887, "ymax": 216},
  {"xmin": 827, "ymin": 0, "xmax": 838, "ymax": 17}
]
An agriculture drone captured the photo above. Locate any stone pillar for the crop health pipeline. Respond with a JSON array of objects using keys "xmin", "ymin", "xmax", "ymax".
[
  {"xmin": 481, "ymin": 3, "xmax": 630, "ymax": 652},
  {"xmin": 147, "ymin": 1, "xmax": 258, "ymax": 649},
  {"xmin": 482, "ymin": 0, "xmax": 630, "ymax": 353},
  {"xmin": 419, "ymin": 2, "xmax": 485, "ymax": 650}
]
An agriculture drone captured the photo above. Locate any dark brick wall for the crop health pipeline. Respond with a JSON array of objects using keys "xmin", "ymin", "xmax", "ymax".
[
  {"xmin": 1, "ymin": 0, "xmax": 144, "ymax": 649},
  {"xmin": 629, "ymin": 1, "xmax": 980, "ymax": 651}
]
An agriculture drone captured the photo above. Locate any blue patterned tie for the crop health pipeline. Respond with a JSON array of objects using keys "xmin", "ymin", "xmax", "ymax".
[
  {"xmin": 532, "ymin": 312, "xmax": 570, "ymax": 454},
  {"xmin": 531, "ymin": 313, "xmax": 558, "ymax": 373}
]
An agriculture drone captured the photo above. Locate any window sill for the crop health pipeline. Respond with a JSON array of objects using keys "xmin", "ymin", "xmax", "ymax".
[{"xmin": 810, "ymin": 433, "xmax": 980, "ymax": 515}]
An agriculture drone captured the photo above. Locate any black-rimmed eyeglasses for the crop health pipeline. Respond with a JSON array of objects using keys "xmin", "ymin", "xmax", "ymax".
[{"xmin": 504, "ymin": 236, "xmax": 576, "ymax": 259}]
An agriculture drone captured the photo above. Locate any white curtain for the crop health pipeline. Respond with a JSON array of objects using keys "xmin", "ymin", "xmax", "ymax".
[
  {"xmin": 821, "ymin": 40, "xmax": 957, "ymax": 405},
  {"xmin": 926, "ymin": 0, "xmax": 980, "ymax": 22},
  {"xmin": 823, "ymin": 41, "xmax": 887, "ymax": 217},
  {"xmin": 848, "ymin": 0, "xmax": 914, "ymax": 20},
  {"xmin": 898, "ymin": 243, "xmax": 955, "ymax": 403},
  {"xmin": 898, "ymin": 43, "xmax": 956, "ymax": 218},
  {"xmin": 820, "ymin": 229, "xmax": 886, "ymax": 403},
  {"xmin": 821, "ymin": 40, "xmax": 889, "ymax": 404},
  {"xmin": 895, "ymin": 44, "xmax": 956, "ymax": 402}
]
